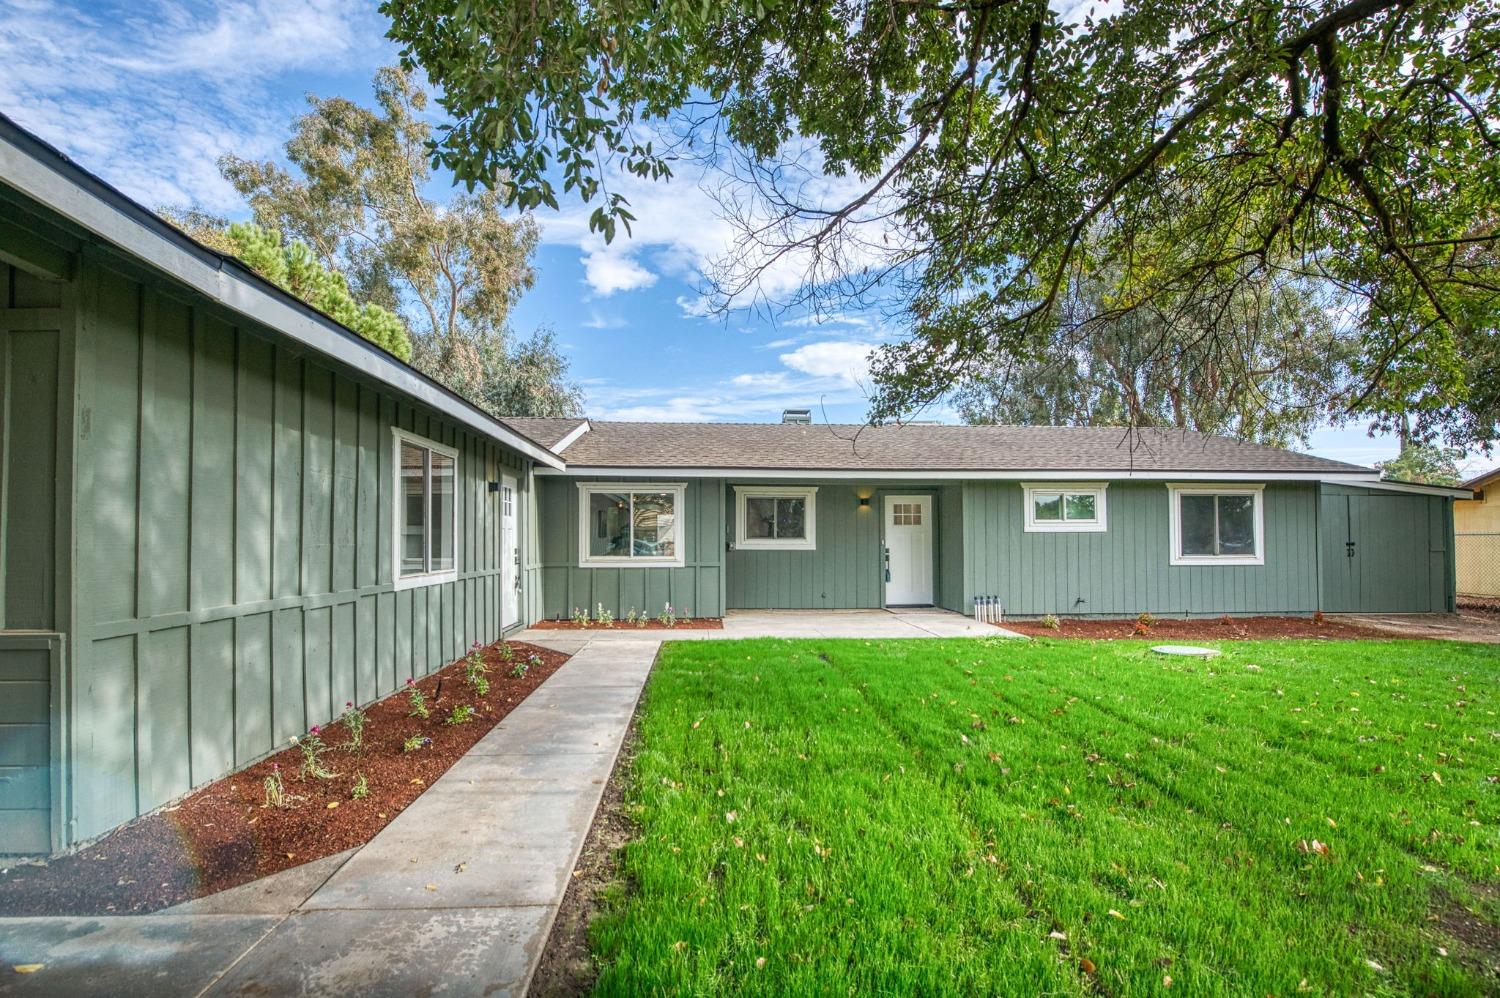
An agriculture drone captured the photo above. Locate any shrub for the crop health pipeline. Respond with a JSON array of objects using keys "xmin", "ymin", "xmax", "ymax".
[
  {"xmin": 1136, "ymin": 612, "xmax": 1156, "ymax": 629},
  {"xmin": 1040, "ymin": 614, "xmax": 1061, "ymax": 631},
  {"xmin": 292, "ymin": 727, "xmax": 338, "ymax": 780},
  {"xmin": 351, "ymin": 773, "xmax": 370, "ymax": 800},
  {"xmin": 406, "ymin": 678, "xmax": 430, "ymax": 719},
  {"xmin": 464, "ymin": 643, "xmax": 491, "ymax": 696},
  {"xmin": 339, "ymin": 701, "xmax": 369, "ymax": 753}
]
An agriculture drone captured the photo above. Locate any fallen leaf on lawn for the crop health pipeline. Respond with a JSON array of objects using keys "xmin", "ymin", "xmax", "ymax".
[
  {"xmin": 755, "ymin": 957, "xmax": 767, "ymax": 969},
  {"xmin": 1107, "ymin": 909, "xmax": 1126, "ymax": 920},
  {"xmin": 1163, "ymin": 974, "xmax": 1173, "ymax": 988},
  {"xmin": 1080, "ymin": 957, "xmax": 1096, "ymax": 974},
  {"xmin": 1326, "ymin": 817, "xmax": 1337, "ymax": 828},
  {"xmin": 1048, "ymin": 930, "xmax": 1068, "ymax": 941},
  {"xmin": 725, "ymin": 811, "xmax": 738, "ymax": 823},
  {"xmin": 672, "ymin": 941, "xmax": 688, "ymax": 953},
  {"xmin": 1431, "ymin": 771, "xmax": 1443, "ymax": 784},
  {"xmin": 12, "ymin": 965, "xmax": 44, "ymax": 974}
]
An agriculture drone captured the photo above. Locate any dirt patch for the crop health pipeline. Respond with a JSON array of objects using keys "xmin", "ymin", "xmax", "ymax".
[
  {"xmin": 531, "ymin": 618, "xmax": 722, "ymax": 631},
  {"xmin": 1001, "ymin": 615, "xmax": 1394, "ymax": 640},
  {"xmin": 0, "ymin": 640, "xmax": 568, "ymax": 916},
  {"xmin": 529, "ymin": 719, "xmax": 640, "ymax": 996},
  {"xmin": 1432, "ymin": 887, "xmax": 1500, "ymax": 979}
]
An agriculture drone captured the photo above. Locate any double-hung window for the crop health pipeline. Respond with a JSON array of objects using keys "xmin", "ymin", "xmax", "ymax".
[
  {"xmin": 1022, "ymin": 483, "xmax": 1108, "ymax": 532},
  {"xmin": 734, "ymin": 486, "xmax": 817, "ymax": 550},
  {"xmin": 393, "ymin": 429, "xmax": 458, "ymax": 590},
  {"xmin": 1168, "ymin": 485, "xmax": 1265, "ymax": 565},
  {"xmin": 578, "ymin": 483, "xmax": 687, "ymax": 567}
]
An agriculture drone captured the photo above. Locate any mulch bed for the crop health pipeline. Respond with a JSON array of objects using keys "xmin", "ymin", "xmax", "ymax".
[
  {"xmin": 531, "ymin": 618, "xmax": 722, "ymax": 631},
  {"xmin": 0, "ymin": 640, "xmax": 569, "ymax": 917},
  {"xmin": 1001, "ymin": 614, "xmax": 1395, "ymax": 640}
]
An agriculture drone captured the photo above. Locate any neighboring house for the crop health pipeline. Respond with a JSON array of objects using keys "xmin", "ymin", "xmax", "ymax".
[
  {"xmin": 0, "ymin": 112, "xmax": 1469, "ymax": 856},
  {"xmin": 1455, "ymin": 467, "xmax": 1500, "ymax": 598}
]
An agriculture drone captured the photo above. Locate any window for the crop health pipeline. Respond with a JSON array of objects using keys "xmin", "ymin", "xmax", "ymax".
[
  {"xmin": 891, "ymin": 502, "xmax": 923, "ymax": 525},
  {"xmin": 578, "ymin": 483, "xmax": 687, "ymax": 566},
  {"xmin": 392, "ymin": 429, "xmax": 458, "ymax": 590},
  {"xmin": 734, "ymin": 486, "xmax": 818, "ymax": 550},
  {"xmin": 1022, "ymin": 483, "xmax": 1108, "ymax": 532},
  {"xmin": 1168, "ymin": 485, "xmax": 1265, "ymax": 565}
]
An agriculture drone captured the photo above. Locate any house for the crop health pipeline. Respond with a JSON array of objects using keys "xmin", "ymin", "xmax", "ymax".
[
  {"xmin": 1455, "ymin": 467, "xmax": 1500, "ymax": 599},
  {"xmin": 0, "ymin": 112, "xmax": 1469, "ymax": 856}
]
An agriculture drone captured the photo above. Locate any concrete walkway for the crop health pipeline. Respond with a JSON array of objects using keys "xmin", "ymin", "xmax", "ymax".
[
  {"xmin": 517, "ymin": 608, "xmax": 1015, "ymax": 653},
  {"xmin": 0, "ymin": 639, "xmax": 658, "ymax": 997}
]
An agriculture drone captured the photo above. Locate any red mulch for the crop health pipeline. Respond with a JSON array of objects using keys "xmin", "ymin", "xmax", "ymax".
[
  {"xmin": 0, "ymin": 640, "xmax": 568, "ymax": 916},
  {"xmin": 531, "ymin": 618, "xmax": 723, "ymax": 630},
  {"xmin": 1001, "ymin": 614, "xmax": 1395, "ymax": 640}
]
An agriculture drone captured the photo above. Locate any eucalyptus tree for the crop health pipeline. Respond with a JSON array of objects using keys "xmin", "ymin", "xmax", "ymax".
[{"xmin": 384, "ymin": 0, "xmax": 1499, "ymax": 442}]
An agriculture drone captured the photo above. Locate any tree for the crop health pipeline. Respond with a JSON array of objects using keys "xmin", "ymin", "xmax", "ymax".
[
  {"xmin": 384, "ymin": 0, "xmax": 1500, "ymax": 441},
  {"xmin": 954, "ymin": 259, "xmax": 1351, "ymax": 446},
  {"xmin": 169, "ymin": 67, "xmax": 582, "ymax": 418},
  {"xmin": 1377, "ymin": 445, "xmax": 1463, "ymax": 485},
  {"xmin": 186, "ymin": 220, "xmax": 411, "ymax": 360}
]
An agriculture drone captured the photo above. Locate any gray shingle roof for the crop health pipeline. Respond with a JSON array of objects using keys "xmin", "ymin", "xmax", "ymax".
[{"xmin": 500, "ymin": 419, "xmax": 1373, "ymax": 475}]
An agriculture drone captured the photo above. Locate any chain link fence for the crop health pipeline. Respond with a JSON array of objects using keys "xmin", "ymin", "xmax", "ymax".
[{"xmin": 1456, "ymin": 531, "xmax": 1500, "ymax": 606}]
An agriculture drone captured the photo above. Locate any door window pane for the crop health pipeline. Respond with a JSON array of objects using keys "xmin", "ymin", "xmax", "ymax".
[
  {"xmin": 1064, "ymin": 493, "xmax": 1096, "ymax": 521},
  {"xmin": 429, "ymin": 452, "xmax": 455, "ymax": 571},
  {"xmin": 1033, "ymin": 493, "xmax": 1062, "ymax": 521},
  {"xmin": 589, "ymin": 491, "xmax": 631, "ymax": 557},
  {"xmin": 1216, "ymin": 495, "xmax": 1256, "ymax": 555},
  {"xmin": 400, "ymin": 443, "xmax": 427, "ymax": 575},
  {"xmin": 1179, "ymin": 495, "xmax": 1217, "ymax": 556}
]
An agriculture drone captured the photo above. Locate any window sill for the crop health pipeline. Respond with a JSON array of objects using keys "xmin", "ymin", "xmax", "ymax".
[
  {"xmin": 1023, "ymin": 520, "xmax": 1106, "ymax": 533},
  {"xmin": 578, "ymin": 557, "xmax": 686, "ymax": 570},
  {"xmin": 734, "ymin": 539, "xmax": 816, "ymax": 551},
  {"xmin": 394, "ymin": 570, "xmax": 459, "ymax": 592},
  {"xmin": 1169, "ymin": 554, "xmax": 1264, "ymax": 567}
]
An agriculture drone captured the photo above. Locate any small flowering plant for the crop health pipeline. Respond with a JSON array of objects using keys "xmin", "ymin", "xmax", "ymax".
[
  {"xmin": 402, "ymin": 733, "xmax": 432, "ymax": 753},
  {"xmin": 263, "ymin": 762, "xmax": 299, "ymax": 808},
  {"xmin": 595, "ymin": 602, "xmax": 614, "ymax": 627},
  {"xmin": 350, "ymin": 773, "xmax": 370, "ymax": 800},
  {"xmin": 293, "ymin": 726, "xmax": 338, "ymax": 780},
  {"xmin": 406, "ymin": 678, "xmax": 430, "ymax": 720},
  {"xmin": 464, "ymin": 642, "xmax": 491, "ymax": 696},
  {"xmin": 572, "ymin": 606, "xmax": 591, "ymax": 628},
  {"xmin": 446, "ymin": 704, "xmax": 477, "ymax": 726},
  {"xmin": 658, "ymin": 602, "xmax": 677, "ymax": 628},
  {"xmin": 339, "ymin": 701, "xmax": 369, "ymax": 753}
]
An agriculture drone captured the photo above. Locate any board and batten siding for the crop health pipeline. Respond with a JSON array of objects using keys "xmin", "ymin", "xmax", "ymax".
[
  {"xmin": 536, "ymin": 476, "xmax": 725, "ymax": 620},
  {"xmin": 1319, "ymin": 484, "xmax": 1453, "ymax": 613},
  {"xmin": 65, "ymin": 257, "xmax": 528, "ymax": 845},
  {"xmin": 960, "ymin": 481, "xmax": 1322, "ymax": 617}
]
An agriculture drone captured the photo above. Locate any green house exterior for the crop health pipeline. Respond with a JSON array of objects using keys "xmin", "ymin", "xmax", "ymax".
[{"xmin": 0, "ymin": 114, "xmax": 1467, "ymax": 856}]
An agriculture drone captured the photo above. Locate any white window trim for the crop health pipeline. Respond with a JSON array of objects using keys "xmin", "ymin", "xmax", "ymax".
[
  {"xmin": 1167, "ymin": 483, "xmax": 1266, "ymax": 566},
  {"xmin": 577, "ymin": 482, "xmax": 688, "ymax": 568},
  {"xmin": 1021, "ymin": 482, "xmax": 1108, "ymax": 533},
  {"xmin": 733, "ymin": 486, "xmax": 819, "ymax": 550},
  {"xmin": 391, "ymin": 427, "xmax": 460, "ymax": 592}
]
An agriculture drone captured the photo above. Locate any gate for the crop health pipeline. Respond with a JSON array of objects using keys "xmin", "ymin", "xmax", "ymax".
[{"xmin": 1321, "ymin": 490, "xmax": 1449, "ymax": 613}]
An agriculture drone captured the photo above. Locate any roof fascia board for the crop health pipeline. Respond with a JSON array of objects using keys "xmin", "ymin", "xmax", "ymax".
[
  {"xmin": 537, "ymin": 466, "xmax": 1380, "ymax": 482},
  {"xmin": 551, "ymin": 419, "xmax": 592, "ymax": 453},
  {"xmin": 1335, "ymin": 479, "xmax": 1474, "ymax": 499},
  {"xmin": 0, "ymin": 125, "xmax": 564, "ymax": 470}
]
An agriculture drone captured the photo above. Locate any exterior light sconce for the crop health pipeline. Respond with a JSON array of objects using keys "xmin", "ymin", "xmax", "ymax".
[
  {"xmin": 858, "ymin": 496, "xmax": 871, "ymax": 508},
  {"xmin": 488, "ymin": 481, "xmax": 501, "ymax": 493}
]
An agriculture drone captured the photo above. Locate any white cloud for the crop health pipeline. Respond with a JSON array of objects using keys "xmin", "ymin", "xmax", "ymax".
[
  {"xmin": 779, "ymin": 341, "xmax": 877, "ymax": 384},
  {"xmin": 0, "ymin": 0, "xmax": 391, "ymax": 214},
  {"xmin": 582, "ymin": 245, "xmax": 657, "ymax": 295},
  {"xmin": 581, "ymin": 310, "xmax": 628, "ymax": 330}
]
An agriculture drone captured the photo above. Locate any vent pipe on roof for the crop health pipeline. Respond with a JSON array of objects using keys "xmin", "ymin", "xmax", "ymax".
[{"xmin": 781, "ymin": 408, "xmax": 812, "ymax": 424}]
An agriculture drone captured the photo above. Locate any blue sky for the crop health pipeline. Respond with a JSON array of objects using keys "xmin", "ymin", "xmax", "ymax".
[{"xmin": 3, "ymin": 0, "xmax": 1492, "ymax": 475}]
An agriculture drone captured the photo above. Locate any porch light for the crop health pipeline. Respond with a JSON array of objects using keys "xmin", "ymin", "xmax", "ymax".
[{"xmin": 858, "ymin": 496, "xmax": 871, "ymax": 508}]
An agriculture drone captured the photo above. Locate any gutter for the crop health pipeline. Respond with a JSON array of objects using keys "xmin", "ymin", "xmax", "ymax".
[
  {"xmin": 0, "ymin": 113, "xmax": 565, "ymax": 471},
  {"xmin": 535, "ymin": 467, "xmax": 1389, "ymax": 483}
]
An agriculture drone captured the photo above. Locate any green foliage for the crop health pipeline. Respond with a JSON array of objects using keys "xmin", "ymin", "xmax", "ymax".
[
  {"xmin": 1377, "ymin": 445, "xmax": 1464, "ymax": 486},
  {"xmin": 405, "ymin": 678, "xmax": 430, "ymax": 720},
  {"xmin": 464, "ymin": 644, "xmax": 491, "ymax": 696},
  {"xmin": 350, "ymin": 773, "xmax": 370, "ymax": 800},
  {"xmin": 166, "ymin": 67, "xmax": 581, "ymax": 418},
  {"xmin": 445, "ymin": 704, "xmax": 477, "ymax": 726},
  {"xmin": 386, "ymin": 0, "xmax": 1500, "ymax": 443},
  {"xmin": 402, "ymin": 734, "xmax": 432, "ymax": 753},
  {"xmin": 199, "ymin": 222, "xmax": 411, "ymax": 360},
  {"xmin": 596, "ymin": 637, "xmax": 1500, "ymax": 993}
]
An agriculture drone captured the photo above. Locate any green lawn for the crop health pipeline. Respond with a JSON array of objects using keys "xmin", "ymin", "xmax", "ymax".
[{"xmin": 590, "ymin": 637, "xmax": 1500, "ymax": 996}]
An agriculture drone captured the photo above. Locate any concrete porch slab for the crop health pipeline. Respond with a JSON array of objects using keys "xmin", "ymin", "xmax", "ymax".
[{"xmin": 514, "ymin": 608, "xmax": 1019, "ymax": 644}]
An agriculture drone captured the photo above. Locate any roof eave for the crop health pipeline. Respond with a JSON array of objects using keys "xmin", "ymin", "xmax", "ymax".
[
  {"xmin": 0, "ymin": 114, "xmax": 565, "ymax": 471},
  {"xmin": 537, "ymin": 466, "xmax": 1382, "ymax": 482}
]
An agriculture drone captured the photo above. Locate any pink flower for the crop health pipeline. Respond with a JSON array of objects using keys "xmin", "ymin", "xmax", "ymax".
[
  {"xmin": 310, "ymin": 726, "xmax": 321, "ymax": 735},
  {"xmin": 406, "ymin": 678, "xmax": 415, "ymax": 686}
]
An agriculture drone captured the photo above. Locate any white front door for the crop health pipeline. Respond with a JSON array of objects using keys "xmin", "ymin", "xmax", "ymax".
[
  {"xmin": 500, "ymin": 474, "xmax": 519, "ymax": 628},
  {"xmin": 884, "ymin": 494, "xmax": 934, "ymax": 606}
]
